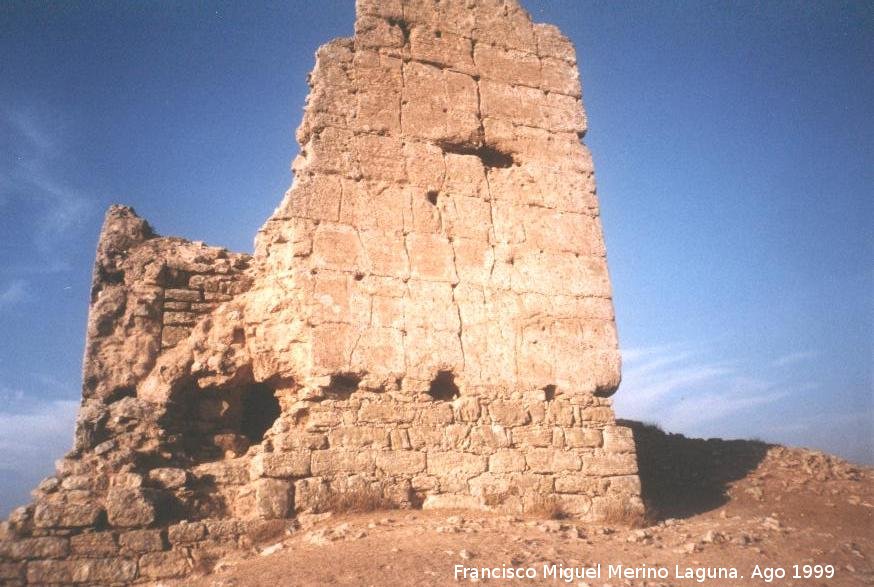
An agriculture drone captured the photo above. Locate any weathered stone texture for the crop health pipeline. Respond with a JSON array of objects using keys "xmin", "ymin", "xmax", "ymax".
[{"xmin": 1, "ymin": 1, "xmax": 642, "ymax": 583}]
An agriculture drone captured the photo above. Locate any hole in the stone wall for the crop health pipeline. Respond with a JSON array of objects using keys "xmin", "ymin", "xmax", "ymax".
[
  {"xmin": 387, "ymin": 17, "xmax": 411, "ymax": 44},
  {"xmin": 428, "ymin": 370, "xmax": 459, "ymax": 401},
  {"xmin": 477, "ymin": 146, "xmax": 514, "ymax": 168},
  {"xmin": 354, "ymin": 272, "xmax": 365, "ymax": 281},
  {"xmin": 435, "ymin": 30, "xmax": 442, "ymax": 38},
  {"xmin": 328, "ymin": 373, "xmax": 361, "ymax": 399},
  {"xmin": 232, "ymin": 328, "xmax": 245, "ymax": 344},
  {"xmin": 106, "ymin": 386, "xmax": 137, "ymax": 404},
  {"xmin": 426, "ymin": 190, "xmax": 439, "ymax": 205},
  {"xmin": 543, "ymin": 385, "xmax": 556, "ymax": 401},
  {"xmin": 440, "ymin": 142, "xmax": 514, "ymax": 169},
  {"xmin": 240, "ymin": 384, "xmax": 281, "ymax": 443}
]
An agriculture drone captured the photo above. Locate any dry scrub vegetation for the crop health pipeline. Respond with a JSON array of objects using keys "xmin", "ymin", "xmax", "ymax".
[{"xmin": 311, "ymin": 488, "xmax": 398, "ymax": 514}]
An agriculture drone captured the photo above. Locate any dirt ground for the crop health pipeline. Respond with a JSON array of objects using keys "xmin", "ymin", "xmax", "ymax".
[{"xmin": 172, "ymin": 425, "xmax": 873, "ymax": 587}]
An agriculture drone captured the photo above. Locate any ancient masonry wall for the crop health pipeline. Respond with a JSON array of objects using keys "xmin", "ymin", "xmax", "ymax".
[{"xmin": 0, "ymin": 1, "xmax": 643, "ymax": 584}]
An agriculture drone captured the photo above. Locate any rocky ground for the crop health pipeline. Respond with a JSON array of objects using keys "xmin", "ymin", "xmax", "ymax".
[{"xmin": 169, "ymin": 424, "xmax": 873, "ymax": 587}]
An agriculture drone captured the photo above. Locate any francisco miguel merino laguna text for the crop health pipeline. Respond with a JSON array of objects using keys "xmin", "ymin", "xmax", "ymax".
[{"xmin": 454, "ymin": 562, "xmax": 740, "ymax": 583}]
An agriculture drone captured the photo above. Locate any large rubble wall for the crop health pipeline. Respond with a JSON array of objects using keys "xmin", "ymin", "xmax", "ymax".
[{"xmin": 0, "ymin": 1, "xmax": 642, "ymax": 584}]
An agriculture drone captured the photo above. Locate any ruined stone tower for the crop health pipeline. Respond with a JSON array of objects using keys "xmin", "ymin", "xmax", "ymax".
[{"xmin": 0, "ymin": 1, "xmax": 642, "ymax": 583}]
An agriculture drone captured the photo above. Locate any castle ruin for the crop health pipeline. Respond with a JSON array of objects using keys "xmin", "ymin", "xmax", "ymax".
[{"xmin": 0, "ymin": 1, "xmax": 643, "ymax": 583}]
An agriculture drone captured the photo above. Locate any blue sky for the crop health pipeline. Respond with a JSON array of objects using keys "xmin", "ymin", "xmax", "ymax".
[{"xmin": 0, "ymin": 1, "xmax": 871, "ymax": 515}]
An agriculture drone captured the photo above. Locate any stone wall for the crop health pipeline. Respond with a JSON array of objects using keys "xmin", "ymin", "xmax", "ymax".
[
  {"xmin": 250, "ymin": 0, "xmax": 620, "ymax": 398},
  {"xmin": 0, "ymin": 1, "xmax": 643, "ymax": 584}
]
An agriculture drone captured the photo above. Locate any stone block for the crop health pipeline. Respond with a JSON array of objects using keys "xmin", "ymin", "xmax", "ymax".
[
  {"xmin": 474, "ymin": 43, "xmax": 541, "ymax": 87},
  {"xmin": 376, "ymin": 451, "xmax": 426, "ymax": 475},
  {"xmin": 26, "ymin": 560, "xmax": 75, "ymax": 584},
  {"xmin": 361, "ymin": 230, "xmax": 409, "ymax": 276},
  {"xmin": 421, "ymin": 494, "xmax": 484, "ymax": 511},
  {"xmin": 403, "ymin": 328, "xmax": 464, "ymax": 378},
  {"xmin": 148, "ymin": 467, "xmax": 188, "ymax": 489},
  {"xmin": 139, "ymin": 550, "xmax": 192, "ymax": 579},
  {"xmin": 443, "ymin": 423, "xmax": 471, "ymax": 449},
  {"xmin": 356, "ymin": 133, "xmax": 407, "ymax": 182},
  {"xmin": 0, "ymin": 562, "xmax": 24, "ymax": 582},
  {"xmin": 525, "ymin": 448, "xmax": 581, "ymax": 473},
  {"xmin": 277, "ymin": 432, "xmax": 329, "ymax": 451},
  {"xmin": 409, "ymin": 26, "xmax": 475, "ymax": 73},
  {"xmin": 564, "ymin": 427, "xmax": 603, "ymax": 448},
  {"xmin": 294, "ymin": 477, "xmax": 329, "ymax": 512},
  {"xmin": 488, "ymin": 449, "xmax": 527, "ymax": 473},
  {"xmin": 389, "ymin": 429, "xmax": 411, "ymax": 450},
  {"xmin": 119, "ymin": 529, "xmax": 166, "ymax": 553},
  {"xmin": 426, "ymin": 452, "xmax": 487, "ymax": 477},
  {"xmin": 541, "ymin": 56, "xmax": 581, "ymax": 97},
  {"xmin": 106, "ymin": 487, "xmax": 158, "ymax": 528},
  {"xmin": 554, "ymin": 474, "xmax": 606, "ymax": 494},
  {"xmin": 452, "ymin": 397, "xmax": 481, "ymax": 422},
  {"xmin": 415, "ymin": 403, "xmax": 454, "ymax": 426},
  {"xmin": 451, "ymin": 238, "xmax": 494, "ymax": 284},
  {"xmin": 328, "ymin": 426, "xmax": 389, "ymax": 449},
  {"xmin": 535, "ymin": 23, "xmax": 577, "ymax": 63},
  {"xmin": 469, "ymin": 424, "xmax": 511, "ymax": 450},
  {"xmin": 33, "ymin": 501, "xmax": 103, "ymax": 528},
  {"xmin": 487, "ymin": 401, "xmax": 531, "ymax": 427},
  {"xmin": 401, "ymin": 61, "xmax": 479, "ymax": 144},
  {"xmin": 254, "ymin": 452, "xmax": 312, "ymax": 478},
  {"xmin": 0, "ymin": 536, "xmax": 69, "ymax": 560},
  {"xmin": 408, "ymin": 427, "xmax": 443, "ymax": 449},
  {"xmin": 511, "ymin": 427, "xmax": 554, "ymax": 448},
  {"xmin": 582, "ymin": 453, "xmax": 638, "ymax": 477},
  {"xmin": 358, "ymin": 402, "xmax": 415, "ymax": 423},
  {"xmin": 602, "ymin": 425, "xmax": 636, "ymax": 453},
  {"xmin": 70, "ymin": 532, "xmax": 117, "ymax": 557},
  {"xmin": 311, "ymin": 323, "xmax": 354, "ymax": 373},
  {"xmin": 27, "ymin": 558, "xmax": 137, "ymax": 584},
  {"xmin": 404, "ymin": 280, "xmax": 459, "ymax": 332},
  {"xmin": 349, "ymin": 327, "xmax": 406, "ymax": 374},
  {"xmin": 555, "ymin": 493, "xmax": 592, "ymax": 516},
  {"xmin": 406, "ymin": 233, "xmax": 458, "ymax": 283},
  {"xmin": 353, "ymin": 50, "xmax": 403, "ymax": 133},
  {"xmin": 254, "ymin": 478, "xmax": 294, "ymax": 519},
  {"xmin": 164, "ymin": 288, "xmax": 202, "ymax": 302},
  {"xmin": 203, "ymin": 519, "xmax": 248, "ymax": 541},
  {"xmin": 312, "ymin": 224, "xmax": 365, "ymax": 271},
  {"xmin": 577, "ymin": 406, "xmax": 616, "ymax": 424},
  {"xmin": 168, "ymin": 521, "xmax": 207, "ymax": 545},
  {"xmin": 311, "ymin": 449, "xmax": 376, "ymax": 475},
  {"xmin": 606, "ymin": 475, "xmax": 642, "ymax": 496}
]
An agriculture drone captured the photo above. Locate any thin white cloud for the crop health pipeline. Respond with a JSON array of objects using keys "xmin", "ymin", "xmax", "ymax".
[
  {"xmin": 615, "ymin": 344, "xmax": 792, "ymax": 434},
  {"xmin": 0, "ymin": 260, "xmax": 71, "ymax": 277},
  {"xmin": 1, "ymin": 105, "xmax": 94, "ymax": 256},
  {"xmin": 666, "ymin": 389, "xmax": 789, "ymax": 431},
  {"xmin": 0, "ymin": 399, "xmax": 78, "ymax": 471},
  {"xmin": 3, "ymin": 107, "xmax": 57, "ymax": 154},
  {"xmin": 22, "ymin": 173, "xmax": 91, "ymax": 249},
  {"xmin": 772, "ymin": 351, "xmax": 818, "ymax": 368},
  {"xmin": 0, "ymin": 279, "xmax": 27, "ymax": 312}
]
